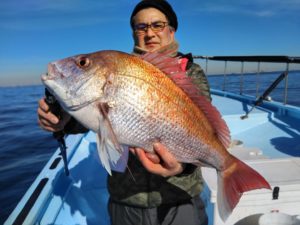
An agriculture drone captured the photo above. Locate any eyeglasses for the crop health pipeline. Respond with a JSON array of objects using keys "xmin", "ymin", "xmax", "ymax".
[{"xmin": 134, "ymin": 21, "xmax": 169, "ymax": 35}]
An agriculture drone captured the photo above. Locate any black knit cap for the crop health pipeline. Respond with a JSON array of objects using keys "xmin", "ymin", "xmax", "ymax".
[{"xmin": 130, "ymin": 0, "xmax": 178, "ymax": 31}]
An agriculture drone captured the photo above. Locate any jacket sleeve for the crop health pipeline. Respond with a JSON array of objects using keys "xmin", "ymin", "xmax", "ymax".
[
  {"xmin": 186, "ymin": 62, "xmax": 212, "ymax": 102},
  {"xmin": 177, "ymin": 56, "xmax": 212, "ymax": 175},
  {"xmin": 63, "ymin": 117, "xmax": 88, "ymax": 134}
]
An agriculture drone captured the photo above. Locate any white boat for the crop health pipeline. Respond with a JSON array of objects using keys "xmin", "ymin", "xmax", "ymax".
[{"xmin": 4, "ymin": 56, "xmax": 300, "ymax": 225}]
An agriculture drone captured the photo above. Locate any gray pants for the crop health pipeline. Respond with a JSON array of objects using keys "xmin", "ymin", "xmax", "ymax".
[{"xmin": 108, "ymin": 196, "xmax": 208, "ymax": 225}]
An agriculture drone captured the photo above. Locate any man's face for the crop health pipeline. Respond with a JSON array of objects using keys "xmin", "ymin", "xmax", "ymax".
[{"xmin": 132, "ymin": 8, "xmax": 175, "ymax": 52}]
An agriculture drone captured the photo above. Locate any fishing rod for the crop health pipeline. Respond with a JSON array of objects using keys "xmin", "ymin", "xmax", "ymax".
[
  {"xmin": 240, "ymin": 71, "xmax": 288, "ymax": 120},
  {"xmin": 45, "ymin": 89, "xmax": 70, "ymax": 176}
]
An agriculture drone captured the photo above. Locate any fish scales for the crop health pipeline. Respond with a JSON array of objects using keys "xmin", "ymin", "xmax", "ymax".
[
  {"xmin": 42, "ymin": 50, "xmax": 271, "ymax": 221},
  {"xmin": 105, "ymin": 59, "xmax": 215, "ymax": 156},
  {"xmin": 107, "ymin": 76, "xmax": 218, "ymax": 165}
]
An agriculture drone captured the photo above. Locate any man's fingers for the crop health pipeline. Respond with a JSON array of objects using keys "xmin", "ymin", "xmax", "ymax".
[
  {"xmin": 129, "ymin": 147, "xmax": 160, "ymax": 164},
  {"xmin": 37, "ymin": 107, "xmax": 59, "ymax": 124},
  {"xmin": 135, "ymin": 148, "xmax": 152, "ymax": 168},
  {"xmin": 153, "ymin": 142, "xmax": 177, "ymax": 168},
  {"xmin": 38, "ymin": 98, "xmax": 50, "ymax": 112},
  {"xmin": 38, "ymin": 117, "xmax": 64, "ymax": 129},
  {"xmin": 38, "ymin": 123, "xmax": 57, "ymax": 132},
  {"xmin": 129, "ymin": 147, "xmax": 136, "ymax": 155},
  {"xmin": 133, "ymin": 145, "xmax": 184, "ymax": 177},
  {"xmin": 37, "ymin": 98, "xmax": 59, "ymax": 124},
  {"xmin": 145, "ymin": 152, "xmax": 160, "ymax": 164},
  {"xmin": 37, "ymin": 99, "xmax": 62, "ymax": 132},
  {"xmin": 135, "ymin": 148, "xmax": 167, "ymax": 175}
]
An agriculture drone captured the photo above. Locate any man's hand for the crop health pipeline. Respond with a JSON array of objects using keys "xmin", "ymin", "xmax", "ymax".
[
  {"xmin": 130, "ymin": 143, "xmax": 184, "ymax": 177},
  {"xmin": 37, "ymin": 98, "xmax": 70, "ymax": 132}
]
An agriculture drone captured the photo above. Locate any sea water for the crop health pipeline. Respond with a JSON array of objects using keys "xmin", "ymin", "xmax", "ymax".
[
  {"xmin": 0, "ymin": 71, "xmax": 299, "ymax": 223},
  {"xmin": 0, "ymin": 85, "xmax": 57, "ymax": 223}
]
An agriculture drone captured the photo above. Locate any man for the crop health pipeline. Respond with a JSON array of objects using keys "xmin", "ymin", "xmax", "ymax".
[{"xmin": 38, "ymin": 1, "xmax": 210, "ymax": 224}]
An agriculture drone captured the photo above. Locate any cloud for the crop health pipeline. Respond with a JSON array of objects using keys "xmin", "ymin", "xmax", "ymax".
[
  {"xmin": 2, "ymin": 0, "xmax": 299, "ymax": 31},
  {"xmin": 187, "ymin": 0, "xmax": 300, "ymax": 17},
  {"xmin": 0, "ymin": 0, "xmax": 122, "ymax": 15},
  {"xmin": 0, "ymin": 0, "xmax": 133, "ymax": 30}
]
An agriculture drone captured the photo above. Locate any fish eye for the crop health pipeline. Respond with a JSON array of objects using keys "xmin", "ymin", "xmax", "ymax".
[{"xmin": 77, "ymin": 57, "xmax": 90, "ymax": 68}]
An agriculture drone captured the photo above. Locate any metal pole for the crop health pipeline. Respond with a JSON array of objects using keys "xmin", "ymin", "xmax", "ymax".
[
  {"xmin": 256, "ymin": 62, "xmax": 261, "ymax": 98},
  {"xmin": 240, "ymin": 62, "xmax": 244, "ymax": 94},
  {"xmin": 284, "ymin": 63, "xmax": 289, "ymax": 105},
  {"xmin": 223, "ymin": 61, "xmax": 227, "ymax": 91},
  {"xmin": 241, "ymin": 71, "xmax": 287, "ymax": 119}
]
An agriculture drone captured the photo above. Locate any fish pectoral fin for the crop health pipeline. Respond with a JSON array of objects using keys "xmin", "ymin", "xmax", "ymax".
[
  {"xmin": 96, "ymin": 103, "xmax": 124, "ymax": 175},
  {"xmin": 98, "ymin": 103, "xmax": 123, "ymax": 153},
  {"xmin": 96, "ymin": 133, "xmax": 123, "ymax": 175}
]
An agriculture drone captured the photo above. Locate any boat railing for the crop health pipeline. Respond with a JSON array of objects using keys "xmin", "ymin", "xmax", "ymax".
[{"xmin": 193, "ymin": 55, "xmax": 300, "ymax": 105}]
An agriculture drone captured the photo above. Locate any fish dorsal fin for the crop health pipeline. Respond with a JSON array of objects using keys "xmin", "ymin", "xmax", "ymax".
[
  {"xmin": 141, "ymin": 51, "xmax": 186, "ymax": 77},
  {"xmin": 141, "ymin": 52, "xmax": 231, "ymax": 148},
  {"xmin": 192, "ymin": 95, "xmax": 231, "ymax": 148}
]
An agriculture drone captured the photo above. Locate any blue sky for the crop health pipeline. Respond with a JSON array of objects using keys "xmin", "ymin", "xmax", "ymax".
[{"xmin": 0, "ymin": 0, "xmax": 300, "ymax": 86}]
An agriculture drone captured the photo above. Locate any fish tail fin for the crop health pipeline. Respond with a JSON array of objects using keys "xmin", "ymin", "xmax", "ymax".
[{"xmin": 217, "ymin": 157, "xmax": 271, "ymax": 221}]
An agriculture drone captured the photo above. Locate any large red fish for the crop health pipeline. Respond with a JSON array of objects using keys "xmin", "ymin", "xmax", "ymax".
[{"xmin": 42, "ymin": 50, "xmax": 271, "ymax": 220}]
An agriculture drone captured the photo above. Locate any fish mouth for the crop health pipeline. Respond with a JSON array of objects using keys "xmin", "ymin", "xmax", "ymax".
[
  {"xmin": 41, "ymin": 63, "xmax": 64, "ymax": 81},
  {"xmin": 41, "ymin": 73, "xmax": 54, "ymax": 81}
]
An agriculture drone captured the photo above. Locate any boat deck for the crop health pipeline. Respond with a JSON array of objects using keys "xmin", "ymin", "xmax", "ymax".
[
  {"xmin": 4, "ymin": 91, "xmax": 300, "ymax": 225},
  {"xmin": 212, "ymin": 90, "xmax": 300, "ymax": 158}
]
